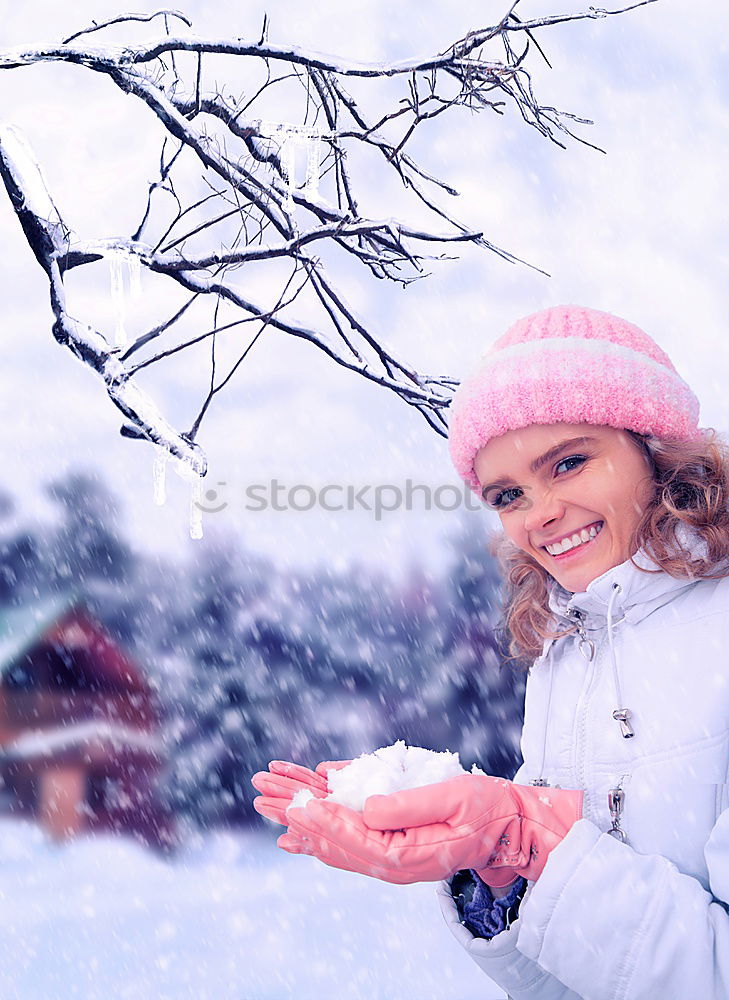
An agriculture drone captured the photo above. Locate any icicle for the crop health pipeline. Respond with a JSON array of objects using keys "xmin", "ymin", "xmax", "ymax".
[
  {"xmin": 152, "ymin": 444, "xmax": 204, "ymax": 539},
  {"xmin": 304, "ymin": 129, "xmax": 322, "ymax": 201},
  {"xmin": 170, "ymin": 453, "xmax": 205, "ymax": 540},
  {"xmin": 109, "ymin": 248, "xmax": 143, "ymax": 347},
  {"xmin": 258, "ymin": 120, "xmax": 325, "ymax": 217},
  {"xmin": 153, "ymin": 445, "xmax": 168, "ymax": 505},
  {"xmin": 109, "ymin": 253, "xmax": 126, "ymax": 346},
  {"xmin": 189, "ymin": 476, "xmax": 204, "ymax": 540},
  {"xmin": 281, "ymin": 128, "xmax": 297, "ymax": 215},
  {"xmin": 127, "ymin": 251, "xmax": 142, "ymax": 301}
]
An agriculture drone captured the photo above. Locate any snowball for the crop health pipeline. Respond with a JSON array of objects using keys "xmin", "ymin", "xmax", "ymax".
[{"xmin": 315, "ymin": 741, "xmax": 469, "ymax": 812}]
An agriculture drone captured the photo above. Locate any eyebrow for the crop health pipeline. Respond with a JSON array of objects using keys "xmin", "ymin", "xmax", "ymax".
[{"xmin": 481, "ymin": 436, "xmax": 598, "ymax": 494}]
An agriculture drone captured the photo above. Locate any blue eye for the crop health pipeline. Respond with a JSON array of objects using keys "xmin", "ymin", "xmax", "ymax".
[
  {"xmin": 483, "ymin": 486, "xmax": 526, "ymax": 510},
  {"xmin": 555, "ymin": 455, "xmax": 587, "ymax": 474}
]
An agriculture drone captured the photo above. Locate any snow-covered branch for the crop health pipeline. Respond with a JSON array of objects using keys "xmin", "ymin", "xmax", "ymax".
[{"xmin": 0, "ymin": 2, "xmax": 653, "ymax": 472}]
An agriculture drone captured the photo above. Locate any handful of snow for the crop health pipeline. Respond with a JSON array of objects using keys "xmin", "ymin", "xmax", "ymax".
[{"xmin": 287, "ymin": 740, "xmax": 484, "ymax": 814}]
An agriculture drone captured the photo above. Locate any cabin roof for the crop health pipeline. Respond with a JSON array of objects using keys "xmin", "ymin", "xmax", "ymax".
[
  {"xmin": 0, "ymin": 590, "xmax": 150, "ymax": 695},
  {"xmin": 0, "ymin": 590, "xmax": 84, "ymax": 675}
]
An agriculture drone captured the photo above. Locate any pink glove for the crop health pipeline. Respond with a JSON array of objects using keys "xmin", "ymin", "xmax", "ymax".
[
  {"xmin": 281, "ymin": 773, "xmax": 583, "ymax": 885},
  {"xmin": 251, "ymin": 759, "xmax": 351, "ymax": 826}
]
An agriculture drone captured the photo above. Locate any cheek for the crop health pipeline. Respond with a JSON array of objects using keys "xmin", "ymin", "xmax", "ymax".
[
  {"xmin": 570, "ymin": 474, "xmax": 615, "ymax": 516},
  {"xmin": 498, "ymin": 516, "xmax": 520, "ymax": 543},
  {"xmin": 501, "ymin": 518, "xmax": 534, "ymax": 552},
  {"xmin": 600, "ymin": 491, "xmax": 645, "ymax": 537}
]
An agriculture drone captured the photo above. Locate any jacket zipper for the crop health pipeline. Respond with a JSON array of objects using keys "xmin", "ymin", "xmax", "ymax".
[
  {"xmin": 570, "ymin": 608, "xmax": 631, "ymax": 842},
  {"xmin": 607, "ymin": 782, "xmax": 627, "ymax": 841},
  {"xmin": 570, "ymin": 608, "xmax": 600, "ymax": 824},
  {"xmin": 570, "ymin": 606, "xmax": 596, "ymax": 662}
]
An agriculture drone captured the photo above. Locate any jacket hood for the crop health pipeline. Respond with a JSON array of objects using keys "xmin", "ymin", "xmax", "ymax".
[{"xmin": 545, "ymin": 521, "xmax": 708, "ymax": 634}]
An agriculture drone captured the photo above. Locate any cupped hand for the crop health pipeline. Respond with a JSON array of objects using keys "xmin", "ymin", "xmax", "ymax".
[{"xmin": 251, "ymin": 758, "xmax": 351, "ymax": 826}]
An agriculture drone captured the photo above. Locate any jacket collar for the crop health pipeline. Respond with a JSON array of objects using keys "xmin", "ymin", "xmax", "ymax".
[{"xmin": 546, "ymin": 521, "xmax": 707, "ymax": 632}]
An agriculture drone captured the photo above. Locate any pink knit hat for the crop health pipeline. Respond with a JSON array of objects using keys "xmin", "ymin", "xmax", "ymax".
[{"xmin": 448, "ymin": 304, "xmax": 701, "ymax": 495}]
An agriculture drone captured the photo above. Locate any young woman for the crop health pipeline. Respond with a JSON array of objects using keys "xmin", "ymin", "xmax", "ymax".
[{"xmin": 252, "ymin": 304, "xmax": 729, "ymax": 1000}]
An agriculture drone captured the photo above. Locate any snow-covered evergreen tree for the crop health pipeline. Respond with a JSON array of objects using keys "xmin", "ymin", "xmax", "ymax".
[
  {"xmin": 44, "ymin": 472, "xmax": 134, "ymax": 587},
  {"xmin": 422, "ymin": 513, "xmax": 526, "ymax": 778}
]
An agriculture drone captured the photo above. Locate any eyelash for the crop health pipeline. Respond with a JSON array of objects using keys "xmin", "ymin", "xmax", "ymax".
[{"xmin": 485, "ymin": 455, "xmax": 588, "ymax": 510}]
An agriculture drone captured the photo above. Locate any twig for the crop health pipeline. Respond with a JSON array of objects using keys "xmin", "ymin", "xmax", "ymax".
[{"xmin": 62, "ymin": 10, "xmax": 192, "ymax": 46}]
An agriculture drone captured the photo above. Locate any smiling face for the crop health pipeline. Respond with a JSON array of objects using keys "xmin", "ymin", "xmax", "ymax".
[{"xmin": 474, "ymin": 422, "xmax": 656, "ymax": 593}]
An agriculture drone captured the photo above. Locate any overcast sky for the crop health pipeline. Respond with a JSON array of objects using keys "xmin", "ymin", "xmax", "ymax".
[{"xmin": 0, "ymin": 0, "xmax": 726, "ymax": 580}]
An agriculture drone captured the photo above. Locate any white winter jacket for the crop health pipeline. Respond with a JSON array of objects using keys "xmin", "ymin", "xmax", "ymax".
[{"xmin": 438, "ymin": 524, "xmax": 729, "ymax": 1000}]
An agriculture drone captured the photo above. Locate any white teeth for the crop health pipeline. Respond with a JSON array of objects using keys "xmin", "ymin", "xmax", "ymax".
[
  {"xmin": 546, "ymin": 521, "xmax": 603, "ymax": 556},
  {"xmin": 546, "ymin": 538, "xmax": 569, "ymax": 555}
]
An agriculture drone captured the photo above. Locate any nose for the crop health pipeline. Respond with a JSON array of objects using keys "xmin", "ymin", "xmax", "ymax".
[{"xmin": 522, "ymin": 487, "xmax": 566, "ymax": 536}]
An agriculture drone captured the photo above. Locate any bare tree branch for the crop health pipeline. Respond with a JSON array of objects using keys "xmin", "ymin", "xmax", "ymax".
[{"xmin": 0, "ymin": 2, "xmax": 653, "ymax": 478}]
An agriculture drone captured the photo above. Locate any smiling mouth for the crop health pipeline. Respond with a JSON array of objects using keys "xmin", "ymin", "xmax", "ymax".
[{"xmin": 542, "ymin": 520, "xmax": 604, "ymax": 559}]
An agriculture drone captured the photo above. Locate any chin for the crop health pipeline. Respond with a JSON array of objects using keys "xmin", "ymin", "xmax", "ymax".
[
  {"xmin": 558, "ymin": 575, "xmax": 592, "ymax": 593},
  {"xmin": 550, "ymin": 562, "xmax": 599, "ymax": 591},
  {"xmin": 559, "ymin": 560, "xmax": 616, "ymax": 592}
]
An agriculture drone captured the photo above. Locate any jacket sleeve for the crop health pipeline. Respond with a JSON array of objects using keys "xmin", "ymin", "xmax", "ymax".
[
  {"xmin": 516, "ymin": 811, "xmax": 729, "ymax": 1000},
  {"xmin": 436, "ymin": 877, "xmax": 584, "ymax": 1000}
]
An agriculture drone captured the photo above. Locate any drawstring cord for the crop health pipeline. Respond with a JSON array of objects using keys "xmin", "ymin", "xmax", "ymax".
[
  {"xmin": 531, "ymin": 644, "xmax": 555, "ymax": 786},
  {"xmin": 607, "ymin": 582, "xmax": 634, "ymax": 738}
]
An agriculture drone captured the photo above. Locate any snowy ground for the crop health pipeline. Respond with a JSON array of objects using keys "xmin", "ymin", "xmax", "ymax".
[{"xmin": 0, "ymin": 820, "xmax": 504, "ymax": 1000}]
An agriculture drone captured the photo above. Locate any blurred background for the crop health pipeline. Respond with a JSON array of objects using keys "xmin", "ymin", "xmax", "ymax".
[{"xmin": 0, "ymin": 0, "xmax": 726, "ymax": 996}]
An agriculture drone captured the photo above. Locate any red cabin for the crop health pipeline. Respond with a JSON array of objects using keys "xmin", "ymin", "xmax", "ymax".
[{"xmin": 0, "ymin": 591, "xmax": 175, "ymax": 850}]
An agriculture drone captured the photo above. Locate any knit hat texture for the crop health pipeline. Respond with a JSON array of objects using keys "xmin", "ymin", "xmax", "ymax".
[{"xmin": 448, "ymin": 304, "xmax": 701, "ymax": 494}]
